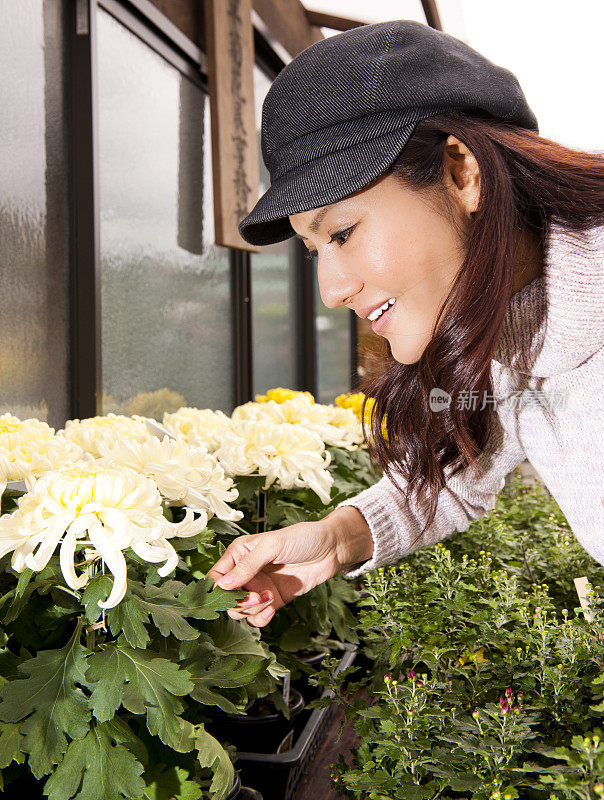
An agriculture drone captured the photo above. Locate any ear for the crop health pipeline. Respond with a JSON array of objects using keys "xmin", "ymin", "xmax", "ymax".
[{"xmin": 442, "ymin": 135, "xmax": 481, "ymax": 219}]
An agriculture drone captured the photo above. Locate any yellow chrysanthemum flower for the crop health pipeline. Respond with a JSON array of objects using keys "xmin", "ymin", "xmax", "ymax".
[
  {"xmin": 335, "ymin": 392, "xmax": 366, "ymax": 418},
  {"xmin": 255, "ymin": 388, "xmax": 315, "ymax": 404},
  {"xmin": 0, "ymin": 463, "xmax": 206, "ymax": 609},
  {"xmin": 214, "ymin": 419, "xmax": 334, "ymax": 504},
  {"xmin": 340, "ymin": 395, "xmax": 389, "ymax": 442}
]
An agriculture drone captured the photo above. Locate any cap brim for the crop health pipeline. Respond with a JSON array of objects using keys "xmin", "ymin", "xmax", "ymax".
[{"xmin": 238, "ymin": 123, "xmax": 418, "ymax": 246}]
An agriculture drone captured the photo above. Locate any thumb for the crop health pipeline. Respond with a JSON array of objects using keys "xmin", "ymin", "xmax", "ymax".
[{"xmin": 214, "ymin": 538, "xmax": 274, "ymax": 589}]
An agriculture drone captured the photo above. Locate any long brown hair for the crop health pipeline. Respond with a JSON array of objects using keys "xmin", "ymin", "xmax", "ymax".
[{"xmin": 358, "ymin": 109, "xmax": 604, "ymax": 540}]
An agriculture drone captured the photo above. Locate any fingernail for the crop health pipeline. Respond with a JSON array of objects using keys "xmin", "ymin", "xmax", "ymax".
[
  {"xmin": 262, "ymin": 606, "xmax": 275, "ymax": 620},
  {"xmin": 217, "ymin": 574, "xmax": 234, "ymax": 587}
]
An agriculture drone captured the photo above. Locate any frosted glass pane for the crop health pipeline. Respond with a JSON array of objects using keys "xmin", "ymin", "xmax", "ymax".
[
  {"xmin": 251, "ymin": 239, "xmax": 296, "ymax": 397},
  {"xmin": 97, "ymin": 9, "xmax": 233, "ymax": 419},
  {"xmin": 315, "ymin": 269, "xmax": 352, "ymax": 404},
  {"xmin": 251, "ymin": 67, "xmax": 295, "ymax": 396},
  {"xmin": 0, "ymin": 0, "xmax": 70, "ymax": 427}
]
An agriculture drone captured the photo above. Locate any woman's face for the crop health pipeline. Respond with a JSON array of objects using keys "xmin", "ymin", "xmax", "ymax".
[{"xmin": 288, "ymin": 142, "xmax": 476, "ymax": 364}]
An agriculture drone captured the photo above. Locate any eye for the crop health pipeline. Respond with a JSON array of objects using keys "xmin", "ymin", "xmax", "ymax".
[
  {"xmin": 330, "ymin": 225, "xmax": 355, "ymax": 247},
  {"xmin": 303, "ymin": 224, "xmax": 355, "ymax": 259}
]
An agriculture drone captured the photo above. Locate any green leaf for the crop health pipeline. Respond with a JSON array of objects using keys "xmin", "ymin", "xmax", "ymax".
[
  {"xmin": 195, "ymin": 724, "xmax": 234, "ymax": 800},
  {"xmin": 187, "ymin": 653, "xmax": 271, "ymax": 713},
  {"xmin": 15, "ymin": 567, "xmax": 34, "ymax": 598},
  {"xmin": 206, "ymin": 517, "xmax": 249, "ymax": 539},
  {"xmin": 107, "ymin": 581, "xmax": 201, "ymax": 645},
  {"xmin": 43, "ymin": 721, "xmax": 146, "ymax": 800},
  {"xmin": 0, "ymin": 720, "xmax": 25, "ymax": 768},
  {"xmin": 86, "ymin": 640, "xmax": 195, "ymax": 752},
  {"xmin": 205, "ymin": 616, "xmax": 288, "ymax": 679},
  {"xmin": 3, "ymin": 575, "xmax": 55, "ymax": 624},
  {"xmin": 0, "ymin": 620, "xmax": 91, "ymax": 777},
  {"xmin": 279, "ymin": 624, "xmax": 314, "ymax": 652},
  {"xmin": 132, "ymin": 582, "xmax": 200, "ymax": 640},
  {"xmin": 81, "ymin": 575, "xmax": 114, "ymax": 623},
  {"xmin": 179, "ymin": 577, "xmax": 245, "ymax": 620},
  {"xmin": 107, "ymin": 590, "xmax": 151, "ymax": 649},
  {"xmin": 142, "ymin": 765, "xmax": 203, "ymax": 800},
  {"xmin": 103, "ymin": 714, "xmax": 148, "ymax": 769}
]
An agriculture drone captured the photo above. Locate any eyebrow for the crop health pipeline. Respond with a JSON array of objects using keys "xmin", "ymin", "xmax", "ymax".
[{"xmin": 296, "ymin": 207, "xmax": 329, "ymax": 240}]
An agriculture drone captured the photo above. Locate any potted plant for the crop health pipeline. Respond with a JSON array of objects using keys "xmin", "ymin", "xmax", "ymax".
[
  {"xmin": 0, "ymin": 412, "xmax": 288, "ymax": 800},
  {"xmin": 308, "ymin": 476, "xmax": 604, "ymax": 799}
]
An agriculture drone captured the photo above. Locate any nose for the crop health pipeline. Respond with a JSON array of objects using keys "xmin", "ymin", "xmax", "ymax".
[{"xmin": 315, "ymin": 253, "xmax": 361, "ymax": 310}]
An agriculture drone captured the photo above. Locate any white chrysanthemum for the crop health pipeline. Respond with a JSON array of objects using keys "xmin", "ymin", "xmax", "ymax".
[
  {"xmin": 232, "ymin": 395, "xmax": 364, "ymax": 450},
  {"xmin": 59, "ymin": 413, "xmax": 150, "ymax": 458},
  {"xmin": 96, "ymin": 435, "xmax": 243, "ymax": 523},
  {"xmin": 214, "ymin": 420, "xmax": 334, "ymax": 504},
  {"xmin": 162, "ymin": 407, "xmax": 233, "ymax": 453},
  {"xmin": 0, "ymin": 463, "xmax": 206, "ymax": 608},
  {"xmin": 0, "ymin": 413, "xmax": 84, "ymax": 497}
]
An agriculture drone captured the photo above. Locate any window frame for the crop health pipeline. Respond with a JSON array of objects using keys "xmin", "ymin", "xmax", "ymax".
[{"xmin": 67, "ymin": 0, "xmax": 356, "ymax": 419}]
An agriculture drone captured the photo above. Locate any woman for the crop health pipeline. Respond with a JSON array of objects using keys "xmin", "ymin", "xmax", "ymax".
[{"xmin": 207, "ymin": 20, "xmax": 604, "ymax": 627}]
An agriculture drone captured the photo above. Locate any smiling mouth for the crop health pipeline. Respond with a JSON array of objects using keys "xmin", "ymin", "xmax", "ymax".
[
  {"xmin": 370, "ymin": 299, "xmax": 396, "ymax": 334},
  {"xmin": 367, "ymin": 297, "xmax": 396, "ymax": 322}
]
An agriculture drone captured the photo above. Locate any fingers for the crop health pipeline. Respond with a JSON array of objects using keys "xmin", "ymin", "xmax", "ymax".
[
  {"xmin": 209, "ymin": 535, "xmax": 277, "ymax": 590},
  {"xmin": 227, "ymin": 590, "xmax": 273, "ymax": 620},
  {"xmin": 226, "ymin": 572, "xmax": 284, "ymax": 627},
  {"xmin": 244, "ymin": 605, "xmax": 276, "ymax": 627},
  {"xmin": 207, "ymin": 535, "xmax": 257, "ymax": 586}
]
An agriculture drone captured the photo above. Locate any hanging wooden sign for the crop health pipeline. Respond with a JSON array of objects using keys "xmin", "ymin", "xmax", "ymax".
[{"xmin": 205, "ymin": 0, "xmax": 261, "ymax": 252}]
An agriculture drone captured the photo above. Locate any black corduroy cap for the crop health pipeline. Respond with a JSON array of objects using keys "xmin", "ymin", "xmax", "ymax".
[{"xmin": 239, "ymin": 20, "xmax": 538, "ymax": 246}]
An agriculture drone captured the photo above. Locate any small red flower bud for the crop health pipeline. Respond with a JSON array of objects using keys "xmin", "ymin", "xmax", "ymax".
[
  {"xmin": 513, "ymin": 706, "xmax": 520, "ymax": 714},
  {"xmin": 517, "ymin": 691, "xmax": 524, "ymax": 699},
  {"xmin": 408, "ymin": 670, "xmax": 416, "ymax": 680},
  {"xmin": 384, "ymin": 673, "xmax": 391, "ymax": 682},
  {"xmin": 505, "ymin": 687, "xmax": 513, "ymax": 700},
  {"xmin": 417, "ymin": 680, "xmax": 423, "ymax": 687}
]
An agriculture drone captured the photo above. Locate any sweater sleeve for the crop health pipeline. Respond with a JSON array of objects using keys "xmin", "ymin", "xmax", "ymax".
[{"xmin": 335, "ymin": 413, "xmax": 527, "ymax": 578}]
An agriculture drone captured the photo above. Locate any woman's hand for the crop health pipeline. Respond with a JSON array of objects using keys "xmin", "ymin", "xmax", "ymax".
[{"xmin": 206, "ymin": 507, "xmax": 373, "ymax": 627}]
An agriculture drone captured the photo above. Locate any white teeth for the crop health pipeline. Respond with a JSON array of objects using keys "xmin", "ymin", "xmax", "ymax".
[{"xmin": 368, "ymin": 298, "xmax": 396, "ymax": 322}]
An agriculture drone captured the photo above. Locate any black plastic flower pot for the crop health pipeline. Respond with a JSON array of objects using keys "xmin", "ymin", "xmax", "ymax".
[
  {"xmin": 233, "ymin": 644, "xmax": 357, "ymax": 800},
  {"xmin": 238, "ymin": 788, "xmax": 263, "ymax": 800},
  {"xmin": 226, "ymin": 773, "xmax": 243, "ymax": 800},
  {"xmin": 223, "ymin": 772, "xmax": 265, "ymax": 800},
  {"xmin": 205, "ymin": 687, "xmax": 305, "ymax": 754}
]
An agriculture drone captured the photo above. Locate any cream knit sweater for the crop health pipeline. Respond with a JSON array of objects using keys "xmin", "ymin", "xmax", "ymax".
[{"xmin": 336, "ymin": 220, "xmax": 604, "ymax": 578}]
